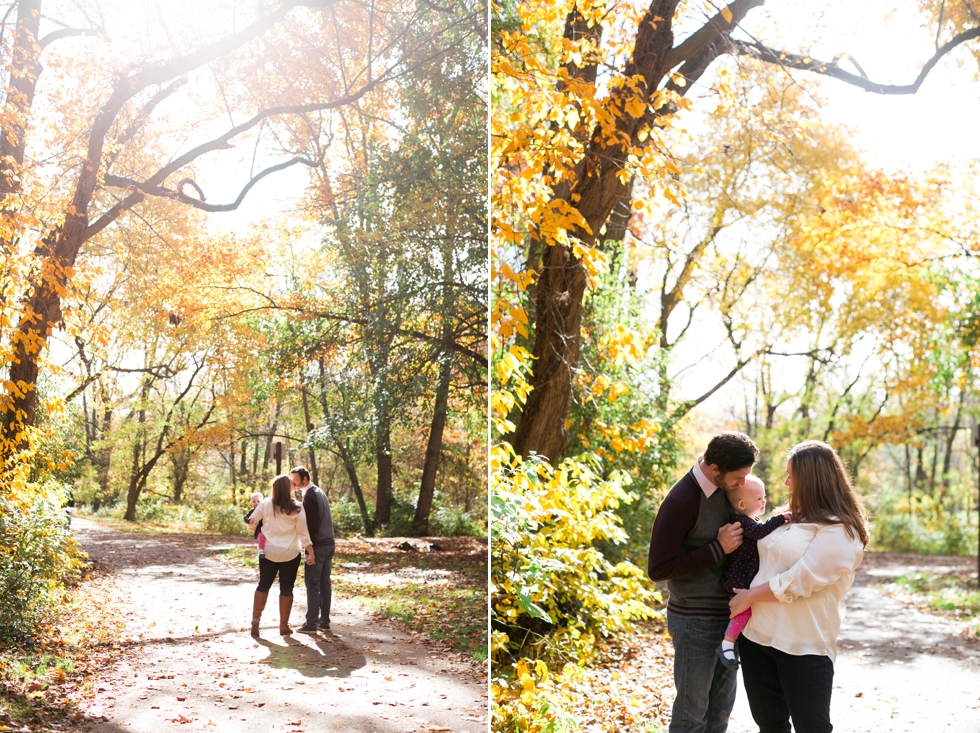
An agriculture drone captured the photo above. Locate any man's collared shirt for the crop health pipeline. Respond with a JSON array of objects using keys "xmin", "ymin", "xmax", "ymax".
[{"xmin": 693, "ymin": 457, "xmax": 719, "ymax": 498}]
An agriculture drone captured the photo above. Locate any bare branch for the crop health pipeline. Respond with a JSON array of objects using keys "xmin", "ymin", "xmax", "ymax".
[
  {"xmin": 732, "ymin": 27, "xmax": 980, "ymax": 95},
  {"xmin": 670, "ymin": 348, "xmax": 764, "ymax": 421},
  {"xmin": 101, "ymin": 156, "xmax": 312, "ymax": 215},
  {"xmin": 87, "ymin": 89, "xmax": 379, "ymax": 238}
]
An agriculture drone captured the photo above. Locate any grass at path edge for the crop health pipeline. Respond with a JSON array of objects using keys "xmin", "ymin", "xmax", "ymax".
[{"xmin": 880, "ymin": 571, "xmax": 980, "ymax": 635}]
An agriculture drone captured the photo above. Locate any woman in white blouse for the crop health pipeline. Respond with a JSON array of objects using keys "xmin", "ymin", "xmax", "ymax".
[
  {"xmin": 248, "ymin": 475, "xmax": 314, "ymax": 636},
  {"xmin": 729, "ymin": 440, "xmax": 868, "ymax": 733}
]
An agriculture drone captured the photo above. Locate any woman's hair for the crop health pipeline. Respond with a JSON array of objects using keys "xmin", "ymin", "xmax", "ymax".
[
  {"xmin": 270, "ymin": 475, "xmax": 301, "ymax": 516},
  {"xmin": 787, "ymin": 440, "xmax": 869, "ymax": 546}
]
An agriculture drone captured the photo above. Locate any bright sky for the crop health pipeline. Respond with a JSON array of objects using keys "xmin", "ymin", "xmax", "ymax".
[
  {"xmin": 740, "ymin": 0, "xmax": 980, "ymax": 173},
  {"xmin": 664, "ymin": 0, "xmax": 980, "ymax": 418}
]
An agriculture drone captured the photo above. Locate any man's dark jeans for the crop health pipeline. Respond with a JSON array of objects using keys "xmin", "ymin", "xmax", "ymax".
[
  {"xmin": 667, "ymin": 613, "xmax": 737, "ymax": 733},
  {"xmin": 738, "ymin": 635, "xmax": 834, "ymax": 733},
  {"xmin": 305, "ymin": 544, "xmax": 335, "ymax": 626}
]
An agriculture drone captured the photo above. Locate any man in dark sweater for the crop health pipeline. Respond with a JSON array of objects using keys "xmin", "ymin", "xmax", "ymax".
[
  {"xmin": 647, "ymin": 431, "xmax": 759, "ymax": 733},
  {"xmin": 291, "ymin": 466, "xmax": 336, "ymax": 633}
]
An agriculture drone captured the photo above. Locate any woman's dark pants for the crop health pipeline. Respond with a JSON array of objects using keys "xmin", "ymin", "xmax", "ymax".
[
  {"xmin": 738, "ymin": 635, "xmax": 835, "ymax": 733},
  {"xmin": 256, "ymin": 554, "xmax": 301, "ymax": 596}
]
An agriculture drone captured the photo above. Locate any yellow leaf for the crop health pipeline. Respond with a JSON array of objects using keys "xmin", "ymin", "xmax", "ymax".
[{"xmin": 720, "ymin": 5, "xmax": 733, "ymax": 23}]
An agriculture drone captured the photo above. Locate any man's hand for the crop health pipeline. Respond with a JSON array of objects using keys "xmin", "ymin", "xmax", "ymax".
[
  {"xmin": 717, "ymin": 522, "xmax": 743, "ymax": 554},
  {"xmin": 305, "ymin": 547, "xmax": 316, "ymax": 565}
]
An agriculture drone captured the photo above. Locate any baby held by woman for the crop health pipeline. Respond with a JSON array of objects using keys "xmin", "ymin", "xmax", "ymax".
[{"xmin": 716, "ymin": 475, "xmax": 791, "ymax": 670}]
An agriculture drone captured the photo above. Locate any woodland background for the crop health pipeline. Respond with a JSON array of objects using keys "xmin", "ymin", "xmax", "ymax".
[
  {"xmin": 0, "ymin": 0, "xmax": 487, "ymax": 648},
  {"xmin": 491, "ymin": 0, "xmax": 980, "ymax": 729}
]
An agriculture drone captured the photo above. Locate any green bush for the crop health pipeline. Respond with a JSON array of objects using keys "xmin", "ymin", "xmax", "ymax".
[
  {"xmin": 0, "ymin": 493, "xmax": 85, "ymax": 645},
  {"xmin": 430, "ymin": 504, "xmax": 485, "ymax": 537},
  {"xmin": 137, "ymin": 497, "xmax": 202, "ymax": 524},
  {"xmin": 377, "ymin": 496, "xmax": 417, "ymax": 537},
  {"xmin": 330, "ymin": 497, "xmax": 370, "ymax": 536},
  {"xmin": 201, "ymin": 501, "xmax": 251, "ymax": 536},
  {"xmin": 870, "ymin": 510, "xmax": 972, "ymax": 556}
]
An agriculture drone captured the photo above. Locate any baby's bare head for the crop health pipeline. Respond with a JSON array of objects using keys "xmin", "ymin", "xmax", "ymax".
[{"xmin": 725, "ymin": 474, "xmax": 767, "ymax": 518}]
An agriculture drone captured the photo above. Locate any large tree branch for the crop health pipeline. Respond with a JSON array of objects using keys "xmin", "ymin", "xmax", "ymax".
[
  {"xmin": 106, "ymin": 79, "xmax": 189, "ymax": 170},
  {"xmin": 70, "ymin": 0, "xmax": 339, "ymax": 243},
  {"xmin": 666, "ymin": 0, "xmax": 765, "ymax": 69},
  {"xmin": 39, "ymin": 26, "xmax": 101, "ymax": 49},
  {"xmin": 732, "ymin": 26, "xmax": 980, "ymax": 94}
]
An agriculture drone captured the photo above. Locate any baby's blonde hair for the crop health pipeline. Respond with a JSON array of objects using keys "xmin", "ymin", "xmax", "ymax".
[
  {"xmin": 725, "ymin": 474, "xmax": 765, "ymax": 513},
  {"xmin": 250, "ymin": 492, "xmax": 263, "ymax": 501}
]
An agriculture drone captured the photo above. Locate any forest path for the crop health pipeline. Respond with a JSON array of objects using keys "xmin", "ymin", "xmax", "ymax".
[
  {"xmin": 66, "ymin": 518, "xmax": 487, "ymax": 733},
  {"xmin": 727, "ymin": 552, "xmax": 980, "ymax": 732}
]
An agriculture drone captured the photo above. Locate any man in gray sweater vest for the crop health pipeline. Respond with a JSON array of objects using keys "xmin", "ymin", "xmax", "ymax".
[
  {"xmin": 291, "ymin": 466, "xmax": 336, "ymax": 633},
  {"xmin": 647, "ymin": 431, "xmax": 759, "ymax": 733}
]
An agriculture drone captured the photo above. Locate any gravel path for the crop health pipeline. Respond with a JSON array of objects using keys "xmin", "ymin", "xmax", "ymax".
[
  {"xmin": 67, "ymin": 518, "xmax": 488, "ymax": 733},
  {"xmin": 726, "ymin": 552, "xmax": 980, "ymax": 732}
]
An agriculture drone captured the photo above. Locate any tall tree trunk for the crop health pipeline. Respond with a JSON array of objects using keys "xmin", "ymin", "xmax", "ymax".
[
  {"xmin": 413, "ymin": 349, "xmax": 453, "ymax": 535},
  {"xmin": 94, "ymin": 395, "xmax": 114, "ymax": 505},
  {"xmin": 230, "ymin": 441, "xmax": 237, "ymax": 502},
  {"xmin": 316, "ymin": 358, "xmax": 374, "ymax": 536},
  {"xmin": 928, "ymin": 436, "xmax": 940, "ymax": 494},
  {"xmin": 942, "ymin": 394, "xmax": 965, "ymax": 491},
  {"xmin": 511, "ymin": 0, "xmax": 739, "ymax": 458},
  {"xmin": 239, "ymin": 438, "xmax": 248, "ymax": 479},
  {"xmin": 339, "ymin": 438, "xmax": 373, "ymax": 536},
  {"xmin": 905, "ymin": 443, "xmax": 913, "ymax": 519},
  {"xmin": 171, "ymin": 450, "xmax": 191, "ymax": 504},
  {"xmin": 374, "ymin": 423, "xmax": 393, "ymax": 529},
  {"xmin": 123, "ymin": 381, "xmax": 150, "ymax": 521},
  {"xmin": 300, "ymin": 382, "xmax": 319, "ymax": 486},
  {"xmin": 263, "ymin": 401, "xmax": 281, "ymax": 472}
]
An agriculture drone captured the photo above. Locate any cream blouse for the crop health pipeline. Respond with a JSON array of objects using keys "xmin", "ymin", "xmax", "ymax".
[
  {"xmin": 248, "ymin": 498, "xmax": 312, "ymax": 563},
  {"xmin": 741, "ymin": 521, "xmax": 863, "ymax": 662}
]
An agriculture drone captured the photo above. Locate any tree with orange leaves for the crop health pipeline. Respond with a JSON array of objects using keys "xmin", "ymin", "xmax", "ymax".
[{"xmin": 0, "ymin": 0, "xmax": 479, "ymax": 466}]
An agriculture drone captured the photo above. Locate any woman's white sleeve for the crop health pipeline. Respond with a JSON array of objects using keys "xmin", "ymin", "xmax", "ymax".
[
  {"xmin": 768, "ymin": 526, "xmax": 862, "ymax": 602},
  {"xmin": 248, "ymin": 500, "xmax": 265, "ymax": 530},
  {"xmin": 296, "ymin": 507, "xmax": 313, "ymax": 549}
]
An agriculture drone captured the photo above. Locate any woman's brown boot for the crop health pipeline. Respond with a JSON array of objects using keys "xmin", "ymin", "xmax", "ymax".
[
  {"xmin": 251, "ymin": 591, "xmax": 268, "ymax": 636},
  {"xmin": 278, "ymin": 595, "xmax": 293, "ymax": 635}
]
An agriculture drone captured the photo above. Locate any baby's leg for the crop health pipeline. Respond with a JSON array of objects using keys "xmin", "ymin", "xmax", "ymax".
[
  {"xmin": 717, "ymin": 609, "xmax": 752, "ymax": 670},
  {"xmin": 725, "ymin": 608, "xmax": 752, "ymax": 641}
]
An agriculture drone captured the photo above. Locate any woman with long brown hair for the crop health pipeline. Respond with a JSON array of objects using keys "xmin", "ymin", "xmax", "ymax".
[
  {"xmin": 247, "ymin": 475, "xmax": 314, "ymax": 636},
  {"xmin": 728, "ymin": 440, "xmax": 868, "ymax": 733}
]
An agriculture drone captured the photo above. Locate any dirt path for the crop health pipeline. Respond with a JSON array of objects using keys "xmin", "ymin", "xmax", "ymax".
[
  {"xmin": 67, "ymin": 518, "xmax": 488, "ymax": 733},
  {"xmin": 725, "ymin": 552, "xmax": 980, "ymax": 733}
]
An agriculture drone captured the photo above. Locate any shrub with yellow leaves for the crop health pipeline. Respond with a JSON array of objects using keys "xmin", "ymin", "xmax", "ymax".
[
  {"xmin": 0, "ymin": 428, "xmax": 87, "ymax": 645},
  {"xmin": 490, "ymin": 441, "xmax": 663, "ymax": 730}
]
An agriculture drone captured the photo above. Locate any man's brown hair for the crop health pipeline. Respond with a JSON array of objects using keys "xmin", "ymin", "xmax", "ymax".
[
  {"xmin": 290, "ymin": 466, "xmax": 310, "ymax": 483},
  {"xmin": 704, "ymin": 431, "xmax": 759, "ymax": 474}
]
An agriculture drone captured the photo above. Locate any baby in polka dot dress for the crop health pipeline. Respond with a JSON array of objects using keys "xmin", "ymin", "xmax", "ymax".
[{"xmin": 716, "ymin": 475, "xmax": 792, "ymax": 670}]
